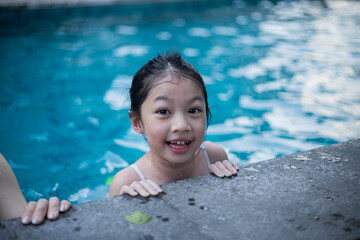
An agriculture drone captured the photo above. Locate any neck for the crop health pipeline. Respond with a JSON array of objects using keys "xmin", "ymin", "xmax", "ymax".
[{"xmin": 146, "ymin": 150, "xmax": 201, "ymax": 184}]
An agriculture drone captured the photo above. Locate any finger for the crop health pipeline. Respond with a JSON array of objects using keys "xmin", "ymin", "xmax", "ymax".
[
  {"xmin": 132, "ymin": 182, "xmax": 150, "ymax": 197},
  {"xmin": 146, "ymin": 179, "xmax": 163, "ymax": 193},
  {"xmin": 47, "ymin": 197, "xmax": 60, "ymax": 220},
  {"xmin": 32, "ymin": 198, "xmax": 49, "ymax": 225},
  {"xmin": 231, "ymin": 162, "xmax": 239, "ymax": 171},
  {"xmin": 120, "ymin": 185, "xmax": 138, "ymax": 196},
  {"xmin": 222, "ymin": 160, "xmax": 238, "ymax": 175},
  {"xmin": 209, "ymin": 164, "xmax": 225, "ymax": 178},
  {"xmin": 60, "ymin": 200, "xmax": 71, "ymax": 212},
  {"xmin": 140, "ymin": 180, "xmax": 160, "ymax": 196},
  {"xmin": 21, "ymin": 201, "xmax": 37, "ymax": 225},
  {"xmin": 215, "ymin": 161, "xmax": 232, "ymax": 177}
]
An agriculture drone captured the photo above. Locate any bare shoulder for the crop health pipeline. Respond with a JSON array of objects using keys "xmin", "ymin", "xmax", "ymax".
[
  {"xmin": 203, "ymin": 141, "xmax": 228, "ymax": 164},
  {"xmin": 109, "ymin": 166, "xmax": 140, "ymax": 197}
]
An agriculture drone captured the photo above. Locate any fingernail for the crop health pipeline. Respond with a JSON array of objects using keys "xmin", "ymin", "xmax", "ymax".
[
  {"xmin": 60, "ymin": 204, "xmax": 66, "ymax": 212},
  {"xmin": 22, "ymin": 216, "xmax": 30, "ymax": 224},
  {"xmin": 32, "ymin": 216, "xmax": 40, "ymax": 224},
  {"xmin": 49, "ymin": 212, "xmax": 55, "ymax": 219}
]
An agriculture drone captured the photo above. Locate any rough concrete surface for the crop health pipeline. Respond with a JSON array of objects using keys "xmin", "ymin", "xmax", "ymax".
[{"xmin": 1, "ymin": 139, "xmax": 359, "ymax": 240}]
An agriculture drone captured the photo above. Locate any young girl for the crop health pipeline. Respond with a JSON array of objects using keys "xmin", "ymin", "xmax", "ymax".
[{"xmin": 109, "ymin": 51, "xmax": 239, "ymax": 197}]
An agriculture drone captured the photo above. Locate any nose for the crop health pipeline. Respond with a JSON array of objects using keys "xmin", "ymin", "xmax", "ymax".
[{"xmin": 171, "ymin": 112, "xmax": 191, "ymax": 133}]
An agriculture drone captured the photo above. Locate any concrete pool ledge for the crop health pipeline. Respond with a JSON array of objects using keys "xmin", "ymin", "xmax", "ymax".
[{"xmin": 1, "ymin": 139, "xmax": 360, "ymax": 239}]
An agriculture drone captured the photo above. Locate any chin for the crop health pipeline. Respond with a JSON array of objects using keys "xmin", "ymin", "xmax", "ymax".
[{"xmin": 167, "ymin": 151, "xmax": 198, "ymax": 165}]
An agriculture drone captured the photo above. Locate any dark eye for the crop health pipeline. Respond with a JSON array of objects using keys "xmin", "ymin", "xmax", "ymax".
[
  {"xmin": 157, "ymin": 109, "xmax": 170, "ymax": 115},
  {"xmin": 189, "ymin": 108, "xmax": 201, "ymax": 114}
]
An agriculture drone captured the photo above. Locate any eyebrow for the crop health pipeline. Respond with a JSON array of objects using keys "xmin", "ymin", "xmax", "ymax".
[{"xmin": 154, "ymin": 95, "xmax": 204, "ymax": 103}]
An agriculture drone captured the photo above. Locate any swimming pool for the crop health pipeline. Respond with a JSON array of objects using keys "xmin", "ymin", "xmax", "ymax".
[{"xmin": 0, "ymin": 0, "xmax": 359, "ymax": 204}]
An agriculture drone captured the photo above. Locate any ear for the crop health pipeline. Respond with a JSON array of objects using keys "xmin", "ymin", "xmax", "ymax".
[{"xmin": 128, "ymin": 110, "xmax": 144, "ymax": 134}]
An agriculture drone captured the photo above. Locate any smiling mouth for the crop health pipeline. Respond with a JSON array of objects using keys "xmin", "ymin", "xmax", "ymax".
[{"xmin": 167, "ymin": 141, "xmax": 191, "ymax": 149}]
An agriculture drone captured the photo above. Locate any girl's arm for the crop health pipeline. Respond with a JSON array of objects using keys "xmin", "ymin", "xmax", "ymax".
[
  {"xmin": 109, "ymin": 167, "xmax": 162, "ymax": 198},
  {"xmin": 0, "ymin": 153, "xmax": 27, "ymax": 220},
  {"xmin": 0, "ymin": 153, "xmax": 71, "ymax": 224},
  {"xmin": 203, "ymin": 141, "xmax": 239, "ymax": 178}
]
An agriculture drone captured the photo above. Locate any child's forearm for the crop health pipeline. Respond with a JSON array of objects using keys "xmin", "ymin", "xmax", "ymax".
[{"xmin": 0, "ymin": 153, "xmax": 27, "ymax": 220}]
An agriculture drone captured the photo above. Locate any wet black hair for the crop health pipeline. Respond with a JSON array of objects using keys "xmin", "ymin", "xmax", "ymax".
[{"xmin": 129, "ymin": 50, "xmax": 211, "ymax": 125}]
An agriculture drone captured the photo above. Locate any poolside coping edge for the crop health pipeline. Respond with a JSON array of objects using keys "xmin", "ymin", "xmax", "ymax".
[{"xmin": 0, "ymin": 138, "xmax": 359, "ymax": 239}]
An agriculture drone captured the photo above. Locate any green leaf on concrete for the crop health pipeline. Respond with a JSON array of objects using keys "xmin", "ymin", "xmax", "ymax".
[{"xmin": 125, "ymin": 211, "xmax": 151, "ymax": 224}]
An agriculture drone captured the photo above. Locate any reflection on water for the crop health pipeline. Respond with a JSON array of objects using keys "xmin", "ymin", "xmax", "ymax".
[
  {"xmin": 212, "ymin": 0, "xmax": 360, "ymax": 163},
  {"xmin": 104, "ymin": 75, "xmax": 131, "ymax": 110},
  {"xmin": 1, "ymin": 0, "xmax": 359, "ymax": 203}
]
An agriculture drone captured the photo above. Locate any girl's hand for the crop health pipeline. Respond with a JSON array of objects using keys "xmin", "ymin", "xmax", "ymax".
[
  {"xmin": 21, "ymin": 197, "xmax": 71, "ymax": 225},
  {"xmin": 209, "ymin": 160, "xmax": 239, "ymax": 178},
  {"xmin": 120, "ymin": 179, "xmax": 163, "ymax": 197}
]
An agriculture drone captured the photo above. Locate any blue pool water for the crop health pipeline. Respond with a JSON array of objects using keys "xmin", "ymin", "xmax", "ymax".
[{"xmin": 0, "ymin": 0, "xmax": 359, "ymax": 204}]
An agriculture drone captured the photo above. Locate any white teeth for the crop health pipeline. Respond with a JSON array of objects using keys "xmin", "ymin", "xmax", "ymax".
[
  {"xmin": 170, "ymin": 144, "xmax": 186, "ymax": 149},
  {"xmin": 170, "ymin": 141, "xmax": 189, "ymax": 145},
  {"xmin": 168, "ymin": 140, "xmax": 191, "ymax": 149}
]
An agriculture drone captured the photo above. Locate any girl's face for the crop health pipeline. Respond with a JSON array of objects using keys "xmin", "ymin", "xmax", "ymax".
[{"xmin": 131, "ymin": 75, "xmax": 207, "ymax": 165}]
